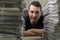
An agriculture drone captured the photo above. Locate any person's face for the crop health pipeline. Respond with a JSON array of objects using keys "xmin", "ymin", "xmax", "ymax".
[{"xmin": 28, "ymin": 5, "xmax": 41, "ymax": 24}]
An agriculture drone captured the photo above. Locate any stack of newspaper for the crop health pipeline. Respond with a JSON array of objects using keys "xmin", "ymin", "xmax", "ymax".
[
  {"xmin": 43, "ymin": 0, "xmax": 59, "ymax": 40},
  {"xmin": 0, "ymin": 0, "xmax": 24, "ymax": 40}
]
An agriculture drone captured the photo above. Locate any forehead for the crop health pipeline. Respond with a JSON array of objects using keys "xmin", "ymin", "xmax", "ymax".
[{"xmin": 29, "ymin": 5, "xmax": 41, "ymax": 11}]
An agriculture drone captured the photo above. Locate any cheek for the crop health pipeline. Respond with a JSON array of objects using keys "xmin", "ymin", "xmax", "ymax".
[
  {"xmin": 39, "ymin": 12, "xmax": 42, "ymax": 16},
  {"xmin": 37, "ymin": 13, "xmax": 41, "ymax": 18},
  {"xmin": 37, "ymin": 13, "xmax": 41, "ymax": 16},
  {"xmin": 28, "ymin": 12, "xmax": 32, "ymax": 18},
  {"xmin": 39, "ymin": 13, "xmax": 41, "ymax": 16}
]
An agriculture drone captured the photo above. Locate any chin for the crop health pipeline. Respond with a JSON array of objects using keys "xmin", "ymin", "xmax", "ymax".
[{"xmin": 32, "ymin": 20, "xmax": 37, "ymax": 23}]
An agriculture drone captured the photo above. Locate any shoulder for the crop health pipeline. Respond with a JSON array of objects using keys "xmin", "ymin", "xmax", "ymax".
[
  {"xmin": 24, "ymin": 15, "xmax": 30, "ymax": 26},
  {"xmin": 24, "ymin": 15, "xmax": 29, "ymax": 21},
  {"xmin": 40, "ymin": 16, "xmax": 44, "ymax": 19},
  {"xmin": 37, "ymin": 16, "xmax": 44, "ymax": 29},
  {"xmin": 24, "ymin": 15, "xmax": 31, "ymax": 30}
]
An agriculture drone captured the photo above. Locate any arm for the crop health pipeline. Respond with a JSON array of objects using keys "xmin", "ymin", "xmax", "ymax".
[
  {"xmin": 27, "ymin": 29, "xmax": 44, "ymax": 36},
  {"xmin": 23, "ymin": 30, "xmax": 39, "ymax": 36},
  {"xmin": 23, "ymin": 29, "xmax": 44, "ymax": 36}
]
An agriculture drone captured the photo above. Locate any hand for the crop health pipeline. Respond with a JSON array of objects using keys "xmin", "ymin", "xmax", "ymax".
[
  {"xmin": 23, "ymin": 29, "xmax": 39, "ymax": 36},
  {"xmin": 27, "ymin": 29, "xmax": 43, "ymax": 36}
]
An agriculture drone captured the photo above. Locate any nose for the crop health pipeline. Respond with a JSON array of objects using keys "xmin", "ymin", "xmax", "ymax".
[{"xmin": 32, "ymin": 13, "xmax": 36, "ymax": 17}]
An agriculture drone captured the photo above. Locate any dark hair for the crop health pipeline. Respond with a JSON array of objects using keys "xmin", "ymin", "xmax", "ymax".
[{"xmin": 29, "ymin": 1, "xmax": 42, "ymax": 10}]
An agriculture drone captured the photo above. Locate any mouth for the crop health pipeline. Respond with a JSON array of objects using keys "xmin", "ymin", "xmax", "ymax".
[
  {"xmin": 30, "ymin": 18, "xmax": 38, "ymax": 24},
  {"xmin": 31, "ymin": 18, "xmax": 37, "ymax": 21},
  {"xmin": 32, "ymin": 17, "xmax": 37, "ymax": 20}
]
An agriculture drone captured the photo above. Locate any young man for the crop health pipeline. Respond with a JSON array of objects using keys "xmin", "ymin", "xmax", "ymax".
[{"xmin": 23, "ymin": 1, "xmax": 44, "ymax": 36}]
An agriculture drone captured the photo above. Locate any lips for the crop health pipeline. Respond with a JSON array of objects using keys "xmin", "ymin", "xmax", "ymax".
[{"xmin": 32, "ymin": 17, "xmax": 37, "ymax": 21}]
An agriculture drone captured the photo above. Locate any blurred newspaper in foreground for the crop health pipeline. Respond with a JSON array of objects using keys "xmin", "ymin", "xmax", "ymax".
[{"xmin": 0, "ymin": 0, "xmax": 24, "ymax": 40}]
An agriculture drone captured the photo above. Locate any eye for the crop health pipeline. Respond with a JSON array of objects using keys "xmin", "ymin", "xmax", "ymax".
[
  {"xmin": 35, "ymin": 11, "xmax": 39, "ymax": 14},
  {"xmin": 31, "ymin": 11, "xmax": 34, "ymax": 13}
]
